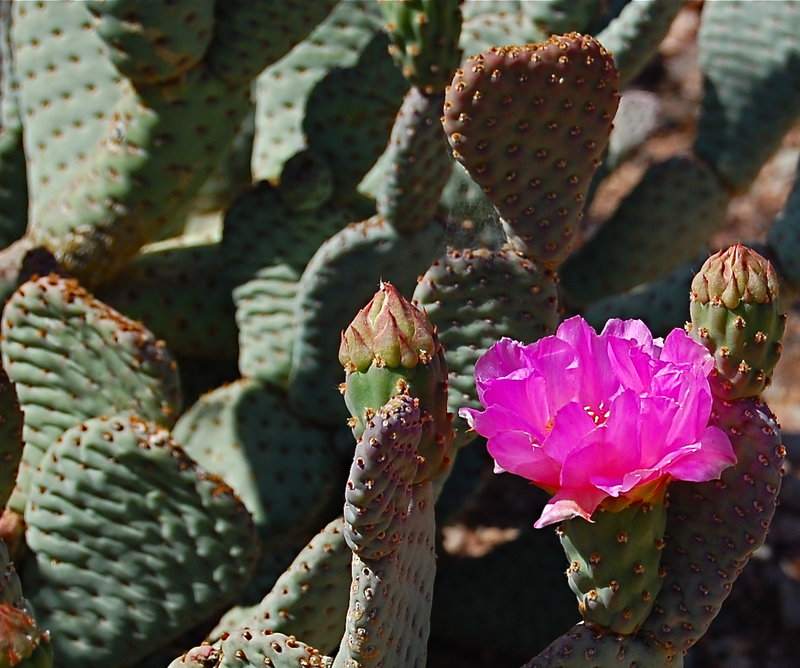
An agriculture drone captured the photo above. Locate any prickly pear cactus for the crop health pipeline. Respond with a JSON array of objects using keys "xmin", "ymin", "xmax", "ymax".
[
  {"xmin": 335, "ymin": 393, "xmax": 436, "ymax": 668},
  {"xmin": 1, "ymin": 274, "xmax": 181, "ymax": 514},
  {"xmin": 0, "ymin": 2, "xmax": 796, "ymax": 666},
  {"xmin": 23, "ymin": 415, "xmax": 259, "ymax": 667},
  {"xmin": 442, "ymin": 33, "xmax": 619, "ymax": 267}
]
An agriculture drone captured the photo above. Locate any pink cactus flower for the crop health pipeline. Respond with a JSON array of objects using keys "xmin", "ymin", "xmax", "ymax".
[{"xmin": 459, "ymin": 316, "xmax": 736, "ymax": 528}]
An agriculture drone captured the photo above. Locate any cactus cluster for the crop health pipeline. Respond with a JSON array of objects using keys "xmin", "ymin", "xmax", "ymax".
[{"xmin": 0, "ymin": 1, "xmax": 795, "ymax": 666}]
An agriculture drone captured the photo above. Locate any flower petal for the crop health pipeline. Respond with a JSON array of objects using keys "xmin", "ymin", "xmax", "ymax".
[
  {"xmin": 659, "ymin": 328, "xmax": 714, "ymax": 374},
  {"xmin": 660, "ymin": 425, "xmax": 736, "ymax": 481},
  {"xmin": 486, "ymin": 430, "xmax": 561, "ymax": 486},
  {"xmin": 541, "ymin": 402, "xmax": 598, "ymax": 463},
  {"xmin": 601, "ymin": 318, "xmax": 655, "ymax": 353},
  {"xmin": 534, "ymin": 486, "xmax": 608, "ymax": 528}
]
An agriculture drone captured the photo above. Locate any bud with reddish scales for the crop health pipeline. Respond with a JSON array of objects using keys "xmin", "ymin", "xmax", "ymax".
[
  {"xmin": 340, "ymin": 282, "xmax": 454, "ymax": 484},
  {"xmin": 338, "ymin": 281, "xmax": 437, "ymax": 372},
  {"xmin": 688, "ymin": 245, "xmax": 786, "ymax": 400},
  {"xmin": 691, "ymin": 243, "xmax": 780, "ymax": 309}
]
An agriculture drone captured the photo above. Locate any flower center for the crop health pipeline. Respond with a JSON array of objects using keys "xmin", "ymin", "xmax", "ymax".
[{"xmin": 584, "ymin": 402, "xmax": 610, "ymax": 426}]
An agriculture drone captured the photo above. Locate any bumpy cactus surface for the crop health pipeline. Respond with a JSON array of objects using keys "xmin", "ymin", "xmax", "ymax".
[{"xmin": 0, "ymin": 2, "xmax": 796, "ymax": 666}]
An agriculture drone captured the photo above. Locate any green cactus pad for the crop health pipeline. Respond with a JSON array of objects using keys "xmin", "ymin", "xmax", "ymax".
[
  {"xmin": 203, "ymin": 0, "xmax": 339, "ymax": 85},
  {"xmin": 172, "ymin": 378, "xmax": 342, "ymax": 544},
  {"xmin": 560, "ymin": 156, "xmax": 729, "ymax": 307},
  {"xmin": 413, "ymin": 247, "xmax": 559, "ymax": 446},
  {"xmin": 234, "ymin": 265, "xmax": 299, "ymax": 387},
  {"xmin": 33, "ymin": 66, "xmax": 251, "ymax": 283},
  {"xmin": 223, "ymin": 180, "xmax": 352, "ymax": 384},
  {"xmin": 558, "ymin": 501, "xmax": 667, "ymax": 635},
  {"xmin": 767, "ymin": 152, "xmax": 800, "ymax": 294},
  {"xmin": 98, "ymin": 238, "xmax": 239, "ymax": 361},
  {"xmin": 595, "ymin": 0, "xmax": 683, "ymax": 88},
  {"xmin": 376, "ymin": 88, "xmax": 453, "ymax": 233},
  {"xmin": 217, "ymin": 630, "xmax": 331, "ymax": 668},
  {"xmin": 277, "ymin": 150, "xmax": 334, "ymax": 214},
  {"xmin": 639, "ymin": 397, "xmax": 784, "ymax": 657},
  {"xmin": 288, "ymin": 215, "xmax": 445, "ymax": 427},
  {"xmin": 85, "ymin": 0, "xmax": 214, "ymax": 84},
  {"xmin": 221, "ymin": 180, "xmax": 353, "ymax": 287},
  {"xmin": 458, "ymin": 2, "xmax": 547, "ymax": 58},
  {"xmin": 442, "ymin": 33, "xmax": 619, "ymax": 267},
  {"xmin": 526, "ymin": 0, "xmax": 606, "ymax": 35},
  {"xmin": 303, "ymin": 32, "xmax": 408, "ymax": 201},
  {"xmin": 23, "ymin": 415, "xmax": 259, "ymax": 668},
  {"xmin": 213, "ymin": 516, "xmax": 351, "ymax": 655},
  {"xmin": 101, "ymin": 179, "xmax": 353, "ymax": 365},
  {"xmin": 13, "ymin": 0, "xmax": 275, "ymax": 283},
  {"xmin": 380, "ymin": 0, "xmax": 463, "ymax": 95},
  {"xmin": 251, "ymin": 0, "xmax": 385, "ymax": 181},
  {"xmin": 1, "ymin": 275, "xmax": 181, "ymax": 514},
  {"xmin": 526, "ymin": 622, "xmax": 674, "ymax": 668},
  {"xmin": 11, "ymin": 0, "xmax": 126, "ymax": 243},
  {"xmin": 694, "ymin": 0, "xmax": 800, "ymax": 192}
]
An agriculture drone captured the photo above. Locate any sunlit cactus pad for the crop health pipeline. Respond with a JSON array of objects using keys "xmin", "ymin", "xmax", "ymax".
[
  {"xmin": 442, "ymin": 33, "xmax": 619, "ymax": 266},
  {"xmin": 1, "ymin": 274, "xmax": 181, "ymax": 513},
  {"xmin": 23, "ymin": 415, "xmax": 259, "ymax": 667}
]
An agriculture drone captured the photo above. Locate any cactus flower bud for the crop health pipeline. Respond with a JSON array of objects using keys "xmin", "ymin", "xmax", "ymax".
[
  {"xmin": 340, "ymin": 282, "xmax": 453, "ymax": 484},
  {"xmin": 691, "ymin": 243, "xmax": 780, "ymax": 309},
  {"xmin": 338, "ymin": 281, "xmax": 436, "ymax": 372},
  {"xmin": 689, "ymin": 245, "xmax": 786, "ymax": 399}
]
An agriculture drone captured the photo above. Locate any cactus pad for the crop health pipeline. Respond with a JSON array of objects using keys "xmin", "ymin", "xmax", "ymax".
[
  {"xmin": 639, "ymin": 397, "xmax": 784, "ymax": 657},
  {"xmin": 85, "ymin": 0, "xmax": 213, "ymax": 84},
  {"xmin": 557, "ymin": 502, "xmax": 667, "ymax": 634},
  {"xmin": 526, "ymin": 622, "xmax": 674, "ymax": 667},
  {"xmin": 413, "ymin": 247, "xmax": 559, "ymax": 445},
  {"xmin": 172, "ymin": 378, "xmax": 342, "ymax": 543},
  {"xmin": 214, "ymin": 517, "xmax": 351, "ymax": 655},
  {"xmin": 23, "ymin": 415, "xmax": 259, "ymax": 667},
  {"xmin": 376, "ymin": 88, "xmax": 453, "ymax": 233},
  {"xmin": 561, "ymin": 156, "xmax": 729, "ymax": 306},
  {"xmin": 251, "ymin": 0, "xmax": 385, "ymax": 181},
  {"xmin": 1, "ymin": 275, "xmax": 181, "ymax": 513},
  {"xmin": 694, "ymin": 0, "xmax": 800, "ymax": 192},
  {"xmin": 337, "ymin": 396, "xmax": 436, "ymax": 667},
  {"xmin": 442, "ymin": 33, "xmax": 619, "ymax": 267}
]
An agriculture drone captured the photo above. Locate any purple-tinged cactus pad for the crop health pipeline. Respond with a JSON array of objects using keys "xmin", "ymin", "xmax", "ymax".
[
  {"xmin": 640, "ymin": 396, "xmax": 784, "ymax": 657},
  {"xmin": 442, "ymin": 33, "xmax": 619, "ymax": 267},
  {"xmin": 338, "ymin": 394, "xmax": 436, "ymax": 667},
  {"xmin": 526, "ymin": 622, "xmax": 673, "ymax": 667}
]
